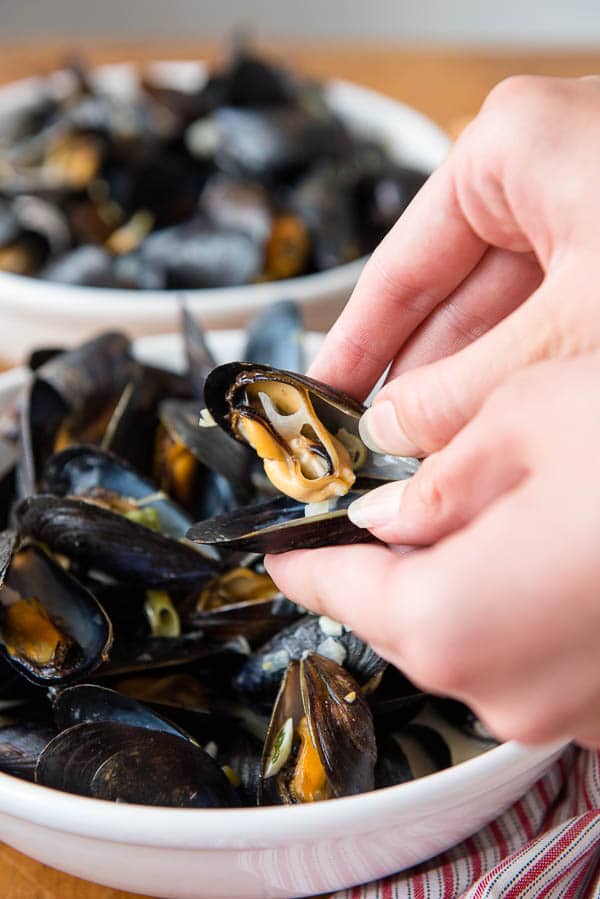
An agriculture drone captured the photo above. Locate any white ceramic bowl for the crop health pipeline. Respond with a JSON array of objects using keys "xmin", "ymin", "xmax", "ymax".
[
  {"xmin": 0, "ymin": 330, "xmax": 567, "ymax": 899},
  {"xmin": 0, "ymin": 61, "xmax": 450, "ymax": 363}
]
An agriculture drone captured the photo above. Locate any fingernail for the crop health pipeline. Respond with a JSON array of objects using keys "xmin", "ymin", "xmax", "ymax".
[
  {"xmin": 359, "ymin": 401, "xmax": 422, "ymax": 456},
  {"xmin": 347, "ymin": 480, "xmax": 409, "ymax": 529}
]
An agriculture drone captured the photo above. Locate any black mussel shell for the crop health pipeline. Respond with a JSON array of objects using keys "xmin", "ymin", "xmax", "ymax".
[
  {"xmin": 19, "ymin": 331, "xmax": 134, "ymax": 494},
  {"xmin": 374, "ymin": 734, "xmax": 413, "ymax": 789},
  {"xmin": 194, "ymin": 107, "xmax": 347, "ymax": 183},
  {"xmin": 203, "ymin": 362, "xmax": 420, "ymax": 486},
  {"xmin": 234, "ymin": 613, "xmax": 385, "ymax": 703},
  {"xmin": 0, "ymin": 437, "xmax": 17, "ymax": 530},
  {"xmin": 141, "ymin": 219, "xmax": 263, "ymax": 289},
  {"xmin": 157, "ymin": 399, "xmax": 253, "ymax": 507},
  {"xmin": 369, "ymin": 666, "xmax": 426, "ymax": 725},
  {"xmin": 200, "ymin": 174, "xmax": 272, "ymax": 246},
  {"xmin": 291, "ymin": 163, "xmax": 361, "ymax": 270},
  {"xmin": 215, "ymin": 728, "xmax": 263, "ymax": 806},
  {"xmin": 390, "ymin": 724, "xmax": 452, "ymax": 778},
  {"xmin": 100, "ymin": 634, "xmax": 246, "ymax": 680},
  {"xmin": 41, "ymin": 444, "xmax": 194, "ymax": 540},
  {"xmin": 103, "ymin": 362, "xmax": 194, "ymax": 477},
  {"xmin": 181, "ymin": 305, "xmax": 217, "ymax": 399},
  {"xmin": 302, "ymin": 653, "xmax": 375, "ymax": 797},
  {"xmin": 187, "ymin": 491, "xmax": 374, "ymax": 554},
  {"xmin": 224, "ymin": 48, "xmax": 295, "ymax": 108},
  {"xmin": 186, "ymin": 566, "xmax": 299, "ymax": 646},
  {"xmin": 53, "ymin": 684, "xmax": 195, "ymax": 744},
  {"xmin": 15, "ymin": 494, "xmax": 217, "ymax": 589},
  {"xmin": 431, "ymin": 697, "xmax": 498, "ymax": 744},
  {"xmin": 260, "ymin": 654, "xmax": 375, "ymax": 804},
  {"xmin": 243, "ymin": 300, "xmax": 305, "ymax": 374},
  {"xmin": 0, "ymin": 532, "xmax": 112, "ymax": 685},
  {"xmin": 355, "ymin": 163, "xmax": 428, "ymax": 246},
  {"xmin": 0, "ymin": 717, "xmax": 57, "ymax": 780},
  {"xmin": 35, "ymin": 722, "xmax": 240, "ymax": 807},
  {"xmin": 40, "ymin": 245, "xmax": 117, "ymax": 287}
]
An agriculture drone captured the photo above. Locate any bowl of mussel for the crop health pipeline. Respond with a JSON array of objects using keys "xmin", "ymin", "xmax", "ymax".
[
  {"xmin": 0, "ymin": 303, "xmax": 566, "ymax": 899},
  {"xmin": 0, "ymin": 45, "xmax": 449, "ymax": 362}
]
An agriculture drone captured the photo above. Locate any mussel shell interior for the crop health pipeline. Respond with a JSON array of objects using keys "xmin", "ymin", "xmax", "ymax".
[
  {"xmin": 0, "ymin": 539, "xmax": 112, "ymax": 685},
  {"xmin": 41, "ymin": 445, "xmax": 194, "ymax": 539}
]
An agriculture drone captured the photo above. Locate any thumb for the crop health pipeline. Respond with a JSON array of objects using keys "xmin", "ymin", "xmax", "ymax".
[{"xmin": 359, "ymin": 257, "xmax": 592, "ymax": 457}]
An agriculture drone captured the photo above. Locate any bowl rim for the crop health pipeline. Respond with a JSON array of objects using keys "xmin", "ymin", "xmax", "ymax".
[
  {"xmin": 0, "ymin": 60, "xmax": 450, "ymax": 312},
  {"xmin": 0, "ymin": 739, "xmax": 568, "ymax": 847},
  {"xmin": 0, "ymin": 331, "xmax": 567, "ymax": 847}
]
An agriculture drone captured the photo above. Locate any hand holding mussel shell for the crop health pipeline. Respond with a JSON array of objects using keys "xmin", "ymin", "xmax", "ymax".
[{"xmin": 188, "ymin": 362, "xmax": 419, "ymax": 553}]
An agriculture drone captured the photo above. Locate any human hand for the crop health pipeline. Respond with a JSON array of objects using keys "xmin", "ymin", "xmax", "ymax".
[
  {"xmin": 309, "ymin": 74, "xmax": 600, "ymax": 457},
  {"xmin": 266, "ymin": 355, "xmax": 600, "ymax": 748}
]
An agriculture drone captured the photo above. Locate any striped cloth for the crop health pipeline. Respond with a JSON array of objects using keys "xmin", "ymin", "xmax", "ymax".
[{"xmin": 333, "ymin": 746, "xmax": 600, "ymax": 898}]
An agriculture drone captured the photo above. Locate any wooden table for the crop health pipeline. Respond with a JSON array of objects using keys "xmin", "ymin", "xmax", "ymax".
[{"xmin": 1, "ymin": 39, "xmax": 599, "ymax": 899}]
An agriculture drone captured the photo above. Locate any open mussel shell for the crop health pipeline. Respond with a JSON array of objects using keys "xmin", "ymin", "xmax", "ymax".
[
  {"xmin": 102, "ymin": 362, "xmax": 194, "ymax": 477},
  {"xmin": 243, "ymin": 300, "xmax": 305, "ymax": 374},
  {"xmin": 234, "ymin": 613, "xmax": 385, "ymax": 703},
  {"xmin": 0, "ymin": 532, "xmax": 112, "ymax": 685},
  {"xmin": 15, "ymin": 494, "xmax": 217, "ymax": 589},
  {"xmin": 376, "ymin": 723, "xmax": 452, "ymax": 785},
  {"xmin": 259, "ymin": 653, "xmax": 376, "ymax": 805},
  {"xmin": 53, "ymin": 683, "xmax": 195, "ymax": 744},
  {"xmin": 35, "ymin": 722, "xmax": 240, "ymax": 807},
  {"xmin": 186, "ymin": 566, "xmax": 299, "ymax": 645},
  {"xmin": 19, "ymin": 331, "xmax": 134, "ymax": 494},
  {"xmin": 41, "ymin": 444, "xmax": 194, "ymax": 540},
  {"xmin": 187, "ymin": 490, "xmax": 374, "ymax": 555},
  {"xmin": 203, "ymin": 362, "xmax": 419, "ymax": 503},
  {"xmin": 0, "ymin": 716, "xmax": 57, "ymax": 780},
  {"xmin": 156, "ymin": 399, "xmax": 253, "ymax": 514},
  {"xmin": 100, "ymin": 634, "xmax": 248, "ymax": 681}
]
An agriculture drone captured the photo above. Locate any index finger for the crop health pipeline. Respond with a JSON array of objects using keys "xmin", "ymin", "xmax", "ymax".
[{"xmin": 308, "ymin": 159, "xmax": 486, "ymax": 399}]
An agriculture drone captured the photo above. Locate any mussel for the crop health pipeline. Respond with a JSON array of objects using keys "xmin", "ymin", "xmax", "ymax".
[
  {"xmin": 203, "ymin": 362, "xmax": 419, "ymax": 504},
  {"xmin": 0, "ymin": 715, "xmax": 57, "ymax": 780},
  {"xmin": 15, "ymin": 494, "xmax": 217, "ymax": 589},
  {"xmin": 0, "ymin": 532, "xmax": 112, "ymax": 685},
  {"xmin": 36, "ymin": 722, "xmax": 240, "ymax": 807},
  {"xmin": 187, "ymin": 490, "xmax": 374, "ymax": 554},
  {"xmin": 53, "ymin": 683, "xmax": 195, "ymax": 744},
  {"xmin": 234, "ymin": 612, "xmax": 385, "ymax": 703},
  {"xmin": 186, "ymin": 564, "xmax": 299, "ymax": 645},
  {"xmin": 260, "ymin": 653, "xmax": 376, "ymax": 804}
]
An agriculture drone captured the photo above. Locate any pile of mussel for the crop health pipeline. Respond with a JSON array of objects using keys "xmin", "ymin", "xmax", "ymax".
[
  {"xmin": 0, "ymin": 301, "xmax": 496, "ymax": 808},
  {"xmin": 0, "ymin": 45, "xmax": 428, "ymax": 289}
]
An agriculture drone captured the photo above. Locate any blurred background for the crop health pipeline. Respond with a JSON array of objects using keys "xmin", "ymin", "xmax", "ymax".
[{"xmin": 2, "ymin": 0, "xmax": 600, "ymax": 43}]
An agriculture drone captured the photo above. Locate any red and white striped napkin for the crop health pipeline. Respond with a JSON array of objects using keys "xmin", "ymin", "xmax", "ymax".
[{"xmin": 333, "ymin": 746, "xmax": 600, "ymax": 898}]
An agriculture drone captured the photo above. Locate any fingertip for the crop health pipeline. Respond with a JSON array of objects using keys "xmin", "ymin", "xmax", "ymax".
[{"xmin": 360, "ymin": 402, "xmax": 423, "ymax": 457}]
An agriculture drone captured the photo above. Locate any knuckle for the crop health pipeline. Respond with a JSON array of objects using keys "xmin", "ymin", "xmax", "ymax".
[
  {"xmin": 482, "ymin": 74, "xmax": 551, "ymax": 114},
  {"xmin": 410, "ymin": 455, "xmax": 444, "ymax": 519}
]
